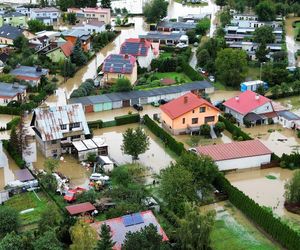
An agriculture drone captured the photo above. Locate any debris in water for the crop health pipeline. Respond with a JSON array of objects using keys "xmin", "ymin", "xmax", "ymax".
[{"xmin": 265, "ymin": 175, "xmax": 277, "ymax": 180}]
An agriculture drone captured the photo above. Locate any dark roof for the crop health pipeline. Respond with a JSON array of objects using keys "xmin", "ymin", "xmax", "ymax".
[
  {"xmin": 65, "ymin": 202, "xmax": 96, "ymax": 215},
  {"xmin": 3, "ymin": 12, "xmax": 25, "ymax": 18},
  {"xmin": 277, "ymin": 110, "xmax": 300, "ymax": 121},
  {"xmin": 102, "ymin": 54, "xmax": 136, "ymax": 74},
  {"xmin": 139, "ymin": 31, "xmax": 186, "ymax": 40},
  {"xmin": 120, "ymin": 38, "xmax": 151, "ymax": 57},
  {"xmin": 0, "ymin": 25, "xmax": 23, "ymax": 40},
  {"xmin": 0, "ymin": 53, "xmax": 9, "ymax": 63},
  {"xmin": 244, "ymin": 112, "xmax": 264, "ymax": 122},
  {"xmin": 69, "ymin": 81, "xmax": 213, "ymax": 105},
  {"xmin": 157, "ymin": 21, "xmax": 197, "ymax": 30},
  {"xmin": 11, "ymin": 66, "xmax": 48, "ymax": 79},
  {"xmin": 0, "ymin": 82, "xmax": 27, "ymax": 97},
  {"xmin": 15, "ymin": 169, "xmax": 34, "ymax": 182}
]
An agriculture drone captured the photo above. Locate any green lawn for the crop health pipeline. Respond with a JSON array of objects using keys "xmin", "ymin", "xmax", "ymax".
[
  {"xmin": 213, "ymin": 81, "xmax": 236, "ymax": 91},
  {"xmin": 5, "ymin": 191, "xmax": 51, "ymax": 226},
  {"xmin": 159, "ymin": 52, "xmax": 173, "ymax": 59},
  {"xmin": 153, "ymin": 72, "xmax": 192, "ymax": 83}
]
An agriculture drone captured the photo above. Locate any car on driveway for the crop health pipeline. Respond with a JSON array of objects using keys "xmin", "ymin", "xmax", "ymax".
[{"xmin": 133, "ymin": 104, "xmax": 143, "ymax": 111}]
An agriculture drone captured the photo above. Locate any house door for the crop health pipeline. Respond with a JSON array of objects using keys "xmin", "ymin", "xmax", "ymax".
[{"xmin": 122, "ymin": 100, "xmax": 130, "ymax": 107}]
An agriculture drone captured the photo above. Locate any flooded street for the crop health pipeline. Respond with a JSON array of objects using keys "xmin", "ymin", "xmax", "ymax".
[
  {"xmin": 0, "ymin": 150, "xmax": 19, "ymax": 190},
  {"xmin": 226, "ymin": 167, "xmax": 300, "ymax": 226},
  {"xmin": 285, "ymin": 17, "xmax": 300, "ymax": 67},
  {"xmin": 93, "ymin": 124, "xmax": 175, "ymax": 175},
  {"xmin": 209, "ymin": 90, "xmax": 240, "ymax": 102},
  {"xmin": 244, "ymin": 124, "xmax": 300, "ymax": 156}
]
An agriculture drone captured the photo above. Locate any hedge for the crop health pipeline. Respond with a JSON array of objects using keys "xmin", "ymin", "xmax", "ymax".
[
  {"xmin": 0, "ymin": 106, "xmax": 22, "ymax": 115},
  {"xmin": 181, "ymin": 61, "xmax": 203, "ymax": 81},
  {"xmin": 6, "ymin": 117, "xmax": 21, "ymax": 130},
  {"xmin": 115, "ymin": 113, "xmax": 140, "ymax": 125},
  {"xmin": 2, "ymin": 140, "xmax": 26, "ymax": 168},
  {"xmin": 214, "ymin": 174, "xmax": 300, "ymax": 250},
  {"xmin": 280, "ymin": 152, "xmax": 300, "ymax": 169},
  {"xmin": 143, "ymin": 115, "xmax": 185, "ymax": 156},
  {"xmin": 87, "ymin": 119, "xmax": 103, "ymax": 129},
  {"xmin": 218, "ymin": 116, "xmax": 252, "ymax": 141}
]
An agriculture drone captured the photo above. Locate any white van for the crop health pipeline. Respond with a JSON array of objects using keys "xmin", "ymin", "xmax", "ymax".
[{"xmin": 98, "ymin": 156, "xmax": 114, "ymax": 173}]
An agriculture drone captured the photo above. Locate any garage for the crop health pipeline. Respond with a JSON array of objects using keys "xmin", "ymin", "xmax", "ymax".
[
  {"xmin": 122, "ymin": 100, "xmax": 130, "ymax": 107},
  {"xmin": 84, "ymin": 104, "xmax": 93, "ymax": 113},
  {"xmin": 195, "ymin": 140, "xmax": 272, "ymax": 171}
]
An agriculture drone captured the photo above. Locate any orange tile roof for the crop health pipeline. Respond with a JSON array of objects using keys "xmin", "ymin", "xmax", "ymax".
[{"xmin": 60, "ymin": 41, "xmax": 73, "ymax": 57}]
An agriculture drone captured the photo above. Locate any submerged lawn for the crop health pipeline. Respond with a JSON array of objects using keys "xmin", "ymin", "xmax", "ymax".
[{"xmin": 153, "ymin": 72, "xmax": 192, "ymax": 83}]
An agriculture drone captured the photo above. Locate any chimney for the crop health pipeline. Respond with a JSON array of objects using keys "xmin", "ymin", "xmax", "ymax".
[
  {"xmin": 255, "ymin": 94, "xmax": 260, "ymax": 100},
  {"xmin": 235, "ymin": 96, "xmax": 239, "ymax": 101},
  {"xmin": 184, "ymin": 96, "xmax": 188, "ymax": 104}
]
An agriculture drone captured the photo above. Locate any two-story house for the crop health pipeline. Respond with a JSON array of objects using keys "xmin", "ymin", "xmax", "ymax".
[
  {"xmin": 0, "ymin": 82, "xmax": 27, "ymax": 106},
  {"xmin": 120, "ymin": 38, "xmax": 159, "ymax": 69},
  {"xmin": 61, "ymin": 29, "xmax": 91, "ymax": 52},
  {"xmin": 31, "ymin": 103, "xmax": 90, "ymax": 158},
  {"xmin": 73, "ymin": 20, "xmax": 106, "ymax": 34},
  {"xmin": 0, "ymin": 12, "xmax": 27, "ymax": 27},
  {"xmin": 102, "ymin": 54, "xmax": 137, "ymax": 84},
  {"xmin": 30, "ymin": 7, "xmax": 61, "ymax": 25},
  {"xmin": 160, "ymin": 92, "xmax": 220, "ymax": 135},
  {"xmin": 67, "ymin": 7, "xmax": 111, "ymax": 24},
  {"xmin": 0, "ymin": 25, "xmax": 23, "ymax": 45}
]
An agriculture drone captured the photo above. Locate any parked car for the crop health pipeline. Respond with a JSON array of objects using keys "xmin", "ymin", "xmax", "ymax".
[
  {"xmin": 208, "ymin": 75, "xmax": 215, "ymax": 82},
  {"xmin": 151, "ymin": 101, "xmax": 160, "ymax": 107},
  {"xmin": 64, "ymin": 187, "xmax": 86, "ymax": 202},
  {"xmin": 90, "ymin": 173, "xmax": 110, "ymax": 182},
  {"xmin": 133, "ymin": 104, "xmax": 143, "ymax": 111},
  {"xmin": 158, "ymin": 99, "xmax": 168, "ymax": 105},
  {"xmin": 176, "ymin": 42, "xmax": 188, "ymax": 48}
]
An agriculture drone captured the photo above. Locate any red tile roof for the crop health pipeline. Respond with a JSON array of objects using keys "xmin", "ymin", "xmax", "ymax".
[
  {"xmin": 223, "ymin": 90, "xmax": 271, "ymax": 115},
  {"xmin": 65, "ymin": 202, "xmax": 96, "ymax": 215},
  {"xmin": 196, "ymin": 140, "xmax": 272, "ymax": 161},
  {"xmin": 160, "ymin": 92, "xmax": 219, "ymax": 119},
  {"xmin": 60, "ymin": 41, "xmax": 73, "ymax": 57}
]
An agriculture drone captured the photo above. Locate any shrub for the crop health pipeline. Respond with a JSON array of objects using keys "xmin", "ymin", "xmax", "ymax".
[
  {"xmin": 176, "ymin": 66, "xmax": 182, "ymax": 72},
  {"xmin": 6, "ymin": 117, "xmax": 21, "ymax": 130},
  {"xmin": 87, "ymin": 120, "xmax": 103, "ymax": 129},
  {"xmin": 200, "ymin": 124, "xmax": 211, "ymax": 137},
  {"xmin": 2, "ymin": 140, "xmax": 25, "ymax": 168},
  {"xmin": 214, "ymin": 121, "xmax": 225, "ymax": 136},
  {"xmin": 219, "ymin": 116, "xmax": 252, "ymax": 141},
  {"xmin": 115, "ymin": 113, "xmax": 140, "ymax": 125}
]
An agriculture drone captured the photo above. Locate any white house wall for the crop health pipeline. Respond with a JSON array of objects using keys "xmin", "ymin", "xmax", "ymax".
[
  {"xmin": 137, "ymin": 48, "xmax": 155, "ymax": 69},
  {"xmin": 252, "ymin": 102, "xmax": 273, "ymax": 115},
  {"xmin": 216, "ymin": 154, "xmax": 271, "ymax": 171}
]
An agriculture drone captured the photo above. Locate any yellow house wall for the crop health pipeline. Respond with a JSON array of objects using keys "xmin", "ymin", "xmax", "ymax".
[{"xmin": 105, "ymin": 62, "xmax": 137, "ymax": 84}]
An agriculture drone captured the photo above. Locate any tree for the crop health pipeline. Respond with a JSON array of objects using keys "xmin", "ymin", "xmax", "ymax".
[
  {"xmin": 253, "ymin": 26, "xmax": 275, "ymax": 44},
  {"xmin": 0, "ymin": 232, "xmax": 24, "ymax": 250},
  {"xmin": 215, "ymin": 0, "xmax": 227, "ymax": 7},
  {"xmin": 200, "ymin": 124, "xmax": 211, "ymax": 137},
  {"xmin": 197, "ymin": 49, "xmax": 210, "ymax": 68},
  {"xmin": 285, "ymin": 170, "xmax": 300, "ymax": 203},
  {"xmin": 58, "ymin": 0, "xmax": 75, "ymax": 11},
  {"xmin": 38, "ymin": 206, "xmax": 62, "ymax": 234},
  {"xmin": 143, "ymin": 0, "xmax": 168, "ymax": 23},
  {"xmin": 70, "ymin": 220, "xmax": 98, "ymax": 250},
  {"xmin": 9, "ymin": 125, "xmax": 22, "ymax": 156},
  {"xmin": 101, "ymin": 0, "xmax": 111, "ymax": 8},
  {"xmin": 219, "ymin": 10, "xmax": 231, "ymax": 27},
  {"xmin": 33, "ymin": 230, "xmax": 63, "ymax": 250},
  {"xmin": 44, "ymin": 158, "xmax": 60, "ymax": 173},
  {"xmin": 66, "ymin": 13, "xmax": 77, "ymax": 25},
  {"xmin": 160, "ymin": 164, "xmax": 196, "ymax": 212},
  {"xmin": 95, "ymin": 224, "xmax": 115, "ymax": 250},
  {"xmin": 71, "ymin": 39, "xmax": 87, "ymax": 66},
  {"xmin": 255, "ymin": 0, "xmax": 276, "ymax": 21},
  {"xmin": 196, "ymin": 18, "xmax": 211, "ymax": 36},
  {"xmin": 13, "ymin": 35, "xmax": 28, "ymax": 51},
  {"xmin": 122, "ymin": 224, "xmax": 169, "ymax": 250},
  {"xmin": 40, "ymin": 173, "xmax": 57, "ymax": 193},
  {"xmin": 177, "ymin": 203, "xmax": 215, "ymax": 250},
  {"xmin": 186, "ymin": 29, "xmax": 197, "ymax": 44},
  {"xmin": 255, "ymin": 43, "xmax": 269, "ymax": 63},
  {"xmin": 27, "ymin": 19, "xmax": 49, "ymax": 33},
  {"xmin": 215, "ymin": 48, "xmax": 248, "ymax": 87},
  {"xmin": 121, "ymin": 127, "xmax": 150, "ymax": 161},
  {"xmin": 0, "ymin": 207, "xmax": 19, "ymax": 238},
  {"xmin": 113, "ymin": 78, "xmax": 132, "ymax": 92}
]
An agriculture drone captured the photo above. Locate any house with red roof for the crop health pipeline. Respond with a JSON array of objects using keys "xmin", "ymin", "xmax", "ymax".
[
  {"xmin": 223, "ymin": 90, "xmax": 275, "ymax": 126},
  {"xmin": 160, "ymin": 92, "xmax": 220, "ymax": 135},
  {"xmin": 120, "ymin": 38, "xmax": 159, "ymax": 69},
  {"xmin": 102, "ymin": 54, "xmax": 137, "ymax": 84},
  {"xmin": 194, "ymin": 140, "xmax": 272, "ymax": 171},
  {"xmin": 45, "ymin": 40, "xmax": 74, "ymax": 63}
]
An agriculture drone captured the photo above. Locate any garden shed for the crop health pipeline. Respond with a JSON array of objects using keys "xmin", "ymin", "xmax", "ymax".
[
  {"xmin": 105, "ymin": 92, "xmax": 123, "ymax": 109},
  {"xmin": 89, "ymin": 95, "xmax": 112, "ymax": 112}
]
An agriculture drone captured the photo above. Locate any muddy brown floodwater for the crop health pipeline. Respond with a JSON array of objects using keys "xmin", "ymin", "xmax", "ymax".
[
  {"xmin": 285, "ymin": 17, "xmax": 300, "ymax": 67},
  {"xmin": 226, "ymin": 167, "xmax": 300, "ymax": 226},
  {"xmin": 209, "ymin": 90, "xmax": 240, "ymax": 103},
  {"xmin": 0, "ymin": 150, "xmax": 19, "ymax": 190}
]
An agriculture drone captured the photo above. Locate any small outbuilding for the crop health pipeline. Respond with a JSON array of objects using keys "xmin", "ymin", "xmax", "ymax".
[{"xmin": 65, "ymin": 202, "xmax": 96, "ymax": 216}]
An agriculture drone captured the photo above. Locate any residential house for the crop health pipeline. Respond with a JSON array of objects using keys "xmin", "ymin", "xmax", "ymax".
[
  {"xmin": 156, "ymin": 21, "xmax": 197, "ymax": 32},
  {"xmin": 0, "ymin": 82, "xmax": 27, "ymax": 106},
  {"xmin": 67, "ymin": 7, "xmax": 111, "ymax": 24},
  {"xmin": 73, "ymin": 20, "xmax": 106, "ymax": 34},
  {"xmin": 0, "ymin": 24, "xmax": 23, "ymax": 45},
  {"xmin": 61, "ymin": 29, "xmax": 91, "ymax": 52},
  {"xmin": 120, "ymin": 38, "xmax": 159, "ymax": 69},
  {"xmin": 30, "ymin": 7, "xmax": 61, "ymax": 25},
  {"xmin": 45, "ymin": 40, "xmax": 73, "ymax": 63},
  {"xmin": 90, "ymin": 210, "xmax": 168, "ymax": 250},
  {"xmin": 0, "ymin": 52, "xmax": 8, "ymax": 67},
  {"xmin": 30, "ymin": 103, "xmax": 90, "ymax": 158},
  {"xmin": 277, "ymin": 110, "xmax": 300, "ymax": 129},
  {"xmin": 102, "ymin": 54, "xmax": 137, "ymax": 84},
  {"xmin": 29, "ymin": 30, "xmax": 61, "ymax": 51},
  {"xmin": 139, "ymin": 31, "xmax": 189, "ymax": 46},
  {"xmin": 10, "ymin": 65, "xmax": 49, "ymax": 87},
  {"xmin": 15, "ymin": 6, "xmax": 31, "ymax": 17},
  {"xmin": 178, "ymin": 13, "xmax": 211, "ymax": 22},
  {"xmin": 160, "ymin": 92, "xmax": 220, "ymax": 135},
  {"xmin": 194, "ymin": 140, "xmax": 272, "ymax": 171},
  {"xmin": 0, "ymin": 12, "xmax": 27, "ymax": 27},
  {"xmin": 223, "ymin": 90, "xmax": 275, "ymax": 125}
]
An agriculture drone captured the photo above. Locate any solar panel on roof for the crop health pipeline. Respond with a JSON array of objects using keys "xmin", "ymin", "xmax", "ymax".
[
  {"xmin": 122, "ymin": 215, "xmax": 134, "ymax": 227},
  {"xmin": 132, "ymin": 213, "xmax": 144, "ymax": 225}
]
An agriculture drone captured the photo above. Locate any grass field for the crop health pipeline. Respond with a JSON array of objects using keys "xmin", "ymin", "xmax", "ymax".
[
  {"xmin": 5, "ymin": 191, "xmax": 51, "ymax": 226},
  {"xmin": 159, "ymin": 52, "xmax": 173, "ymax": 59},
  {"xmin": 153, "ymin": 72, "xmax": 192, "ymax": 83}
]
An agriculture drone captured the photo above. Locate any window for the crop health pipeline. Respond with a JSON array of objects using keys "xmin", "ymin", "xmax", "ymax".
[
  {"xmin": 192, "ymin": 110, "xmax": 195, "ymax": 113},
  {"xmin": 60, "ymin": 124, "xmax": 67, "ymax": 130},
  {"xmin": 192, "ymin": 118, "xmax": 198, "ymax": 124},
  {"xmin": 70, "ymin": 122, "xmax": 80, "ymax": 129},
  {"xmin": 51, "ymin": 140, "xmax": 57, "ymax": 144},
  {"xmin": 204, "ymin": 116, "xmax": 215, "ymax": 123},
  {"xmin": 182, "ymin": 118, "xmax": 185, "ymax": 124},
  {"xmin": 199, "ymin": 107, "xmax": 206, "ymax": 113}
]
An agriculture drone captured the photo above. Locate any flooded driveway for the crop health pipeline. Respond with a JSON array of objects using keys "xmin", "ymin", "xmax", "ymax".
[
  {"xmin": 93, "ymin": 124, "xmax": 174, "ymax": 175},
  {"xmin": 0, "ymin": 150, "xmax": 19, "ymax": 190},
  {"xmin": 226, "ymin": 167, "xmax": 300, "ymax": 226},
  {"xmin": 244, "ymin": 124, "xmax": 300, "ymax": 156},
  {"xmin": 285, "ymin": 17, "xmax": 300, "ymax": 67}
]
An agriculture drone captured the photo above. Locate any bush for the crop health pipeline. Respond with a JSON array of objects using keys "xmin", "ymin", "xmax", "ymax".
[
  {"xmin": 200, "ymin": 124, "xmax": 210, "ymax": 137},
  {"xmin": 88, "ymin": 120, "xmax": 103, "ymax": 129},
  {"xmin": 143, "ymin": 115, "xmax": 185, "ymax": 156},
  {"xmin": 280, "ymin": 152, "xmax": 300, "ymax": 169},
  {"xmin": 214, "ymin": 121, "xmax": 225, "ymax": 136},
  {"xmin": 219, "ymin": 116, "xmax": 252, "ymax": 141},
  {"xmin": 6, "ymin": 117, "xmax": 21, "ymax": 130},
  {"xmin": 115, "ymin": 113, "xmax": 140, "ymax": 125},
  {"xmin": 0, "ymin": 106, "xmax": 22, "ymax": 115},
  {"xmin": 181, "ymin": 61, "xmax": 203, "ymax": 81},
  {"xmin": 176, "ymin": 66, "xmax": 182, "ymax": 72},
  {"xmin": 2, "ymin": 140, "xmax": 26, "ymax": 168}
]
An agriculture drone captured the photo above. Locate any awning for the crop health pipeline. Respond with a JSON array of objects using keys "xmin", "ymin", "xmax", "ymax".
[{"xmin": 244, "ymin": 112, "xmax": 265, "ymax": 123}]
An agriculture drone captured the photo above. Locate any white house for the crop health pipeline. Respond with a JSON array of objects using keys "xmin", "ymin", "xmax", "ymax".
[
  {"xmin": 30, "ymin": 7, "xmax": 61, "ymax": 25},
  {"xmin": 120, "ymin": 38, "xmax": 159, "ymax": 69},
  {"xmin": 195, "ymin": 140, "xmax": 272, "ymax": 171},
  {"xmin": 73, "ymin": 20, "xmax": 106, "ymax": 34},
  {"xmin": 277, "ymin": 110, "xmax": 300, "ymax": 129}
]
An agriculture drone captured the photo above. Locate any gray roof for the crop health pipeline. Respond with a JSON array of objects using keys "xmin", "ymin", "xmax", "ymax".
[
  {"xmin": 103, "ymin": 54, "xmax": 136, "ymax": 74},
  {"xmin": 0, "ymin": 82, "xmax": 27, "ymax": 97},
  {"xmin": 31, "ymin": 7, "xmax": 60, "ymax": 13},
  {"xmin": 10, "ymin": 66, "xmax": 48, "ymax": 79},
  {"xmin": 3, "ymin": 12, "xmax": 25, "ymax": 18},
  {"xmin": 277, "ymin": 110, "xmax": 300, "ymax": 121},
  {"xmin": 0, "ymin": 25, "xmax": 23, "ymax": 40},
  {"xmin": 62, "ymin": 29, "xmax": 90, "ymax": 38},
  {"xmin": 69, "ymin": 81, "xmax": 213, "ymax": 105},
  {"xmin": 15, "ymin": 169, "xmax": 34, "ymax": 182},
  {"xmin": 157, "ymin": 21, "xmax": 197, "ymax": 30},
  {"xmin": 139, "ymin": 31, "xmax": 186, "ymax": 40}
]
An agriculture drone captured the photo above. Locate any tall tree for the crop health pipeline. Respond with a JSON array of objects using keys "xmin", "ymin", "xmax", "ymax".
[
  {"xmin": 177, "ymin": 203, "xmax": 215, "ymax": 250},
  {"xmin": 0, "ymin": 232, "xmax": 24, "ymax": 250},
  {"xmin": 143, "ymin": 0, "xmax": 168, "ymax": 23},
  {"xmin": 285, "ymin": 170, "xmax": 300, "ymax": 203},
  {"xmin": 44, "ymin": 158, "xmax": 60, "ymax": 173},
  {"xmin": 255, "ymin": 0, "xmax": 276, "ymax": 21},
  {"xmin": 101, "ymin": 0, "xmax": 111, "ymax": 9},
  {"xmin": 33, "ymin": 230, "xmax": 63, "ymax": 250},
  {"xmin": 0, "ymin": 207, "xmax": 20, "ymax": 238},
  {"xmin": 9, "ymin": 126, "xmax": 22, "ymax": 156},
  {"xmin": 95, "ymin": 224, "xmax": 115, "ymax": 250},
  {"xmin": 215, "ymin": 48, "xmax": 248, "ymax": 87},
  {"xmin": 253, "ymin": 26, "xmax": 275, "ymax": 44},
  {"xmin": 121, "ymin": 127, "xmax": 150, "ymax": 161},
  {"xmin": 13, "ymin": 35, "xmax": 28, "ymax": 51},
  {"xmin": 195, "ymin": 18, "xmax": 211, "ymax": 36},
  {"xmin": 71, "ymin": 39, "xmax": 87, "ymax": 66},
  {"xmin": 66, "ymin": 13, "xmax": 77, "ymax": 25},
  {"xmin": 113, "ymin": 78, "xmax": 132, "ymax": 92},
  {"xmin": 255, "ymin": 43, "xmax": 269, "ymax": 63},
  {"xmin": 38, "ymin": 206, "xmax": 62, "ymax": 234},
  {"xmin": 70, "ymin": 220, "xmax": 98, "ymax": 250}
]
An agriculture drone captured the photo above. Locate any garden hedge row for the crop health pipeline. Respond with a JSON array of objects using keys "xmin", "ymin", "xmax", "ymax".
[
  {"xmin": 214, "ymin": 174, "xmax": 300, "ymax": 250},
  {"xmin": 0, "ymin": 106, "xmax": 22, "ymax": 115},
  {"xmin": 115, "ymin": 113, "xmax": 140, "ymax": 125},
  {"xmin": 219, "ymin": 116, "xmax": 252, "ymax": 140},
  {"xmin": 2, "ymin": 140, "xmax": 25, "ymax": 168},
  {"xmin": 280, "ymin": 152, "xmax": 300, "ymax": 169},
  {"xmin": 143, "ymin": 115, "xmax": 185, "ymax": 156},
  {"xmin": 6, "ymin": 117, "xmax": 21, "ymax": 130},
  {"xmin": 88, "ymin": 119, "xmax": 103, "ymax": 129},
  {"xmin": 181, "ymin": 61, "xmax": 203, "ymax": 81}
]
